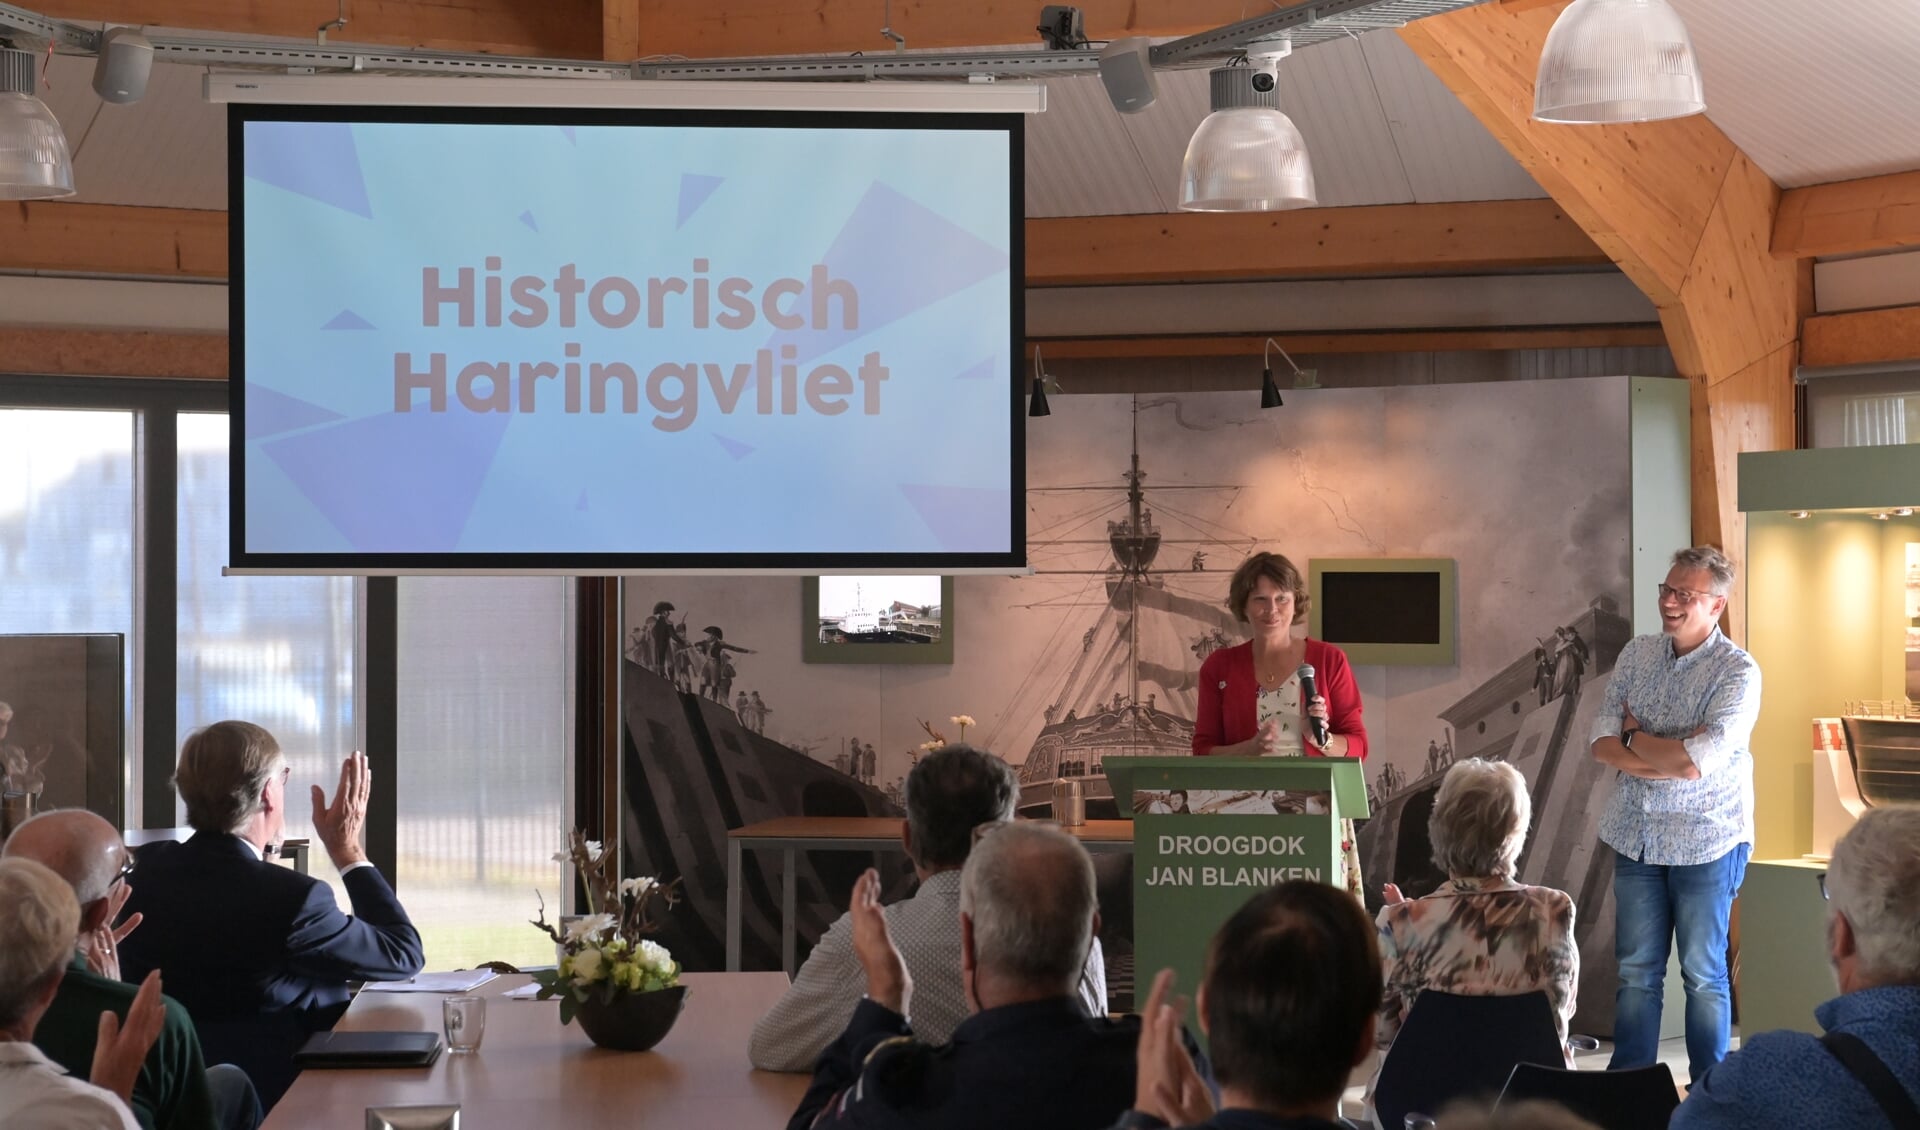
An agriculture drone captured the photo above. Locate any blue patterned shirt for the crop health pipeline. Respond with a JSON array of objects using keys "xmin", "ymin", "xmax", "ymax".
[
  {"xmin": 1672, "ymin": 985, "xmax": 1920, "ymax": 1130},
  {"xmin": 1588, "ymin": 629, "xmax": 1760, "ymax": 866}
]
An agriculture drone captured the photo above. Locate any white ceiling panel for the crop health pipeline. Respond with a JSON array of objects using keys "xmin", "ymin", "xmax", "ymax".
[
  {"xmin": 71, "ymin": 62, "xmax": 227, "ymax": 209},
  {"xmin": 1678, "ymin": 0, "xmax": 1920, "ymax": 187},
  {"xmin": 1025, "ymin": 73, "xmax": 1165, "ymax": 217},
  {"xmin": 1272, "ymin": 34, "xmax": 1416, "ymax": 207},
  {"xmin": 1359, "ymin": 31, "xmax": 1546, "ymax": 202}
]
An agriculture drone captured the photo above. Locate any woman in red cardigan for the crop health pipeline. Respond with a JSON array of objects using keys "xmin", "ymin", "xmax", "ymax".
[{"xmin": 1193, "ymin": 550, "xmax": 1368, "ymax": 895}]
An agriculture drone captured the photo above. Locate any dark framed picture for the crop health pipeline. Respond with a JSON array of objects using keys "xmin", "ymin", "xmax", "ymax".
[{"xmin": 802, "ymin": 576, "xmax": 955, "ymax": 665}]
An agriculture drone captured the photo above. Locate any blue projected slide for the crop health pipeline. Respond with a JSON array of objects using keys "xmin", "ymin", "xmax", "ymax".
[{"xmin": 235, "ymin": 112, "xmax": 1018, "ymax": 564}]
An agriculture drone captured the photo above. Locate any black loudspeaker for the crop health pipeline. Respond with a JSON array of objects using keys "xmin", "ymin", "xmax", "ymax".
[
  {"xmin": 1098, "ymin": 37, "xmax": 1158, "ymax": 114},
  {"xmin": 92, "ymin": 27, "xmax": 153, "ymax": 104}
]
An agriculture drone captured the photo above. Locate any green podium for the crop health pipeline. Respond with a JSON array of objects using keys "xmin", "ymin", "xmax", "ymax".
[{"xmin": 1107, "ymin": 756, "xmax": 1369, "ymax": 1027}]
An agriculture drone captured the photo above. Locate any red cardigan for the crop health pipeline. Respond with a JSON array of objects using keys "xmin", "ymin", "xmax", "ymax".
[{"xmin": 1192, "ymin": 638, "xmax": 1368, "ymax": 760}]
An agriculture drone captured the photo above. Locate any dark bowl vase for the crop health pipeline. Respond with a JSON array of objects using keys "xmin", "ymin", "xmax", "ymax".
[{"xmin": 574, "ymin": 985, "xmax": 688, "ymax": 1051}]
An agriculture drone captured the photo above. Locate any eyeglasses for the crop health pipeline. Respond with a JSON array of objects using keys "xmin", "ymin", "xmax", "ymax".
[
  {"xmin": 115, "ymin": 853, "xmax": 136, "ymax": 885},
  {"xmin": 1656, "ymin": 583, "xmax": 1717, "ymax": 605}
]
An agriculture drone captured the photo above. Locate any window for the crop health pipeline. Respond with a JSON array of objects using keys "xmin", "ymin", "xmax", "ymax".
[
  {"xmin": 396, "ymin": 578, "xmax": 573, "ymax": 969},
  {"xmin": 177, "ymin": 413, "xmax": 359, "ymax": 898},
  {"xmin": 1805, "ymin": 369, "xmax": 1920, "ymax": 448}
]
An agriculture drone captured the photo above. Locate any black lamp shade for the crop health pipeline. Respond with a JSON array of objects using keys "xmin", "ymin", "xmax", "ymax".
[
  {"xmin": 1029, "ymin": 376, "xmax": 1052, "ymax": 417},
  {"xmin": 1260, "ymin": 367, "xmax": 1284, "ymax": 409}
]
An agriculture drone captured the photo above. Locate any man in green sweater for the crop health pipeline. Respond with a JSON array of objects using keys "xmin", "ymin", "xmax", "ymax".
[{"xmin": 3, "ymin": 810, "xmax": 260, "ymax": 1130}]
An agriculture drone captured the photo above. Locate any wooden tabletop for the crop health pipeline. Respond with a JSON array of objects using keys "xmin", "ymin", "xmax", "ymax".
[
  {"xmin": 728, "ymin": 815, "xmax": 1135, "ymax": 844},
  {"xmin": 260, "ymin": 972, "xmax": 807, "ymax": 1129}
]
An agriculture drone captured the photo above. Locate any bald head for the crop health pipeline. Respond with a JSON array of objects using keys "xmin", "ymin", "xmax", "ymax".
[
  {"xmin": 2, "ymin": 809, "xmax": 128, "ymax": 909},
  {"xmin": 959, "ymin": 822, "xmax": 1097, "ymax": 994}
]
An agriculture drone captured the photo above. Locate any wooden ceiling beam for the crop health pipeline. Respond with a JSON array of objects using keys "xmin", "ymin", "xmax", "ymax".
[
  {"xmin": 1801, "ymin": 304, "xmax": 1920, "ymax": 370},
  {"xmin": 1773, "ymin": 168, "xmax": 1920, "ymax": 260},
  {"xmin": 1400, "ymin": 1, "xmax": 1803, "ymax": 645},
  {"xmin": 36, "ymin": 0, "xmax": 603, "ymax": 58},
  {"xmin": 0, "ymin": 328, "xmax": 225, "ymax": 379},
  {"xmin": 5, "ymin": 200, "xmax": 1609, "ymax": 289},
  {"xmin": 1027, "ymin": 200, "xmax": 1607, "ymax": 286},
  {"xmin": 1025, "ymin": 326, "xmax": 1665, "ymax": 358},
  {"xmin": 0, "ymin": 202, "xmax": 227, "ymax": 279}
]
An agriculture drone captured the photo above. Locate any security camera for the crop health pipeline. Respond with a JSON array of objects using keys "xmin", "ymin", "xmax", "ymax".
[{"xmin": 1251, "ymin": 71, "xmax": 1276, "ymax": 93}]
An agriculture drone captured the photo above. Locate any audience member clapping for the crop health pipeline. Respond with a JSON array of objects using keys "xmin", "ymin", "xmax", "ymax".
[
  {"xmin": 1376, "ymin": 760, "xmax": 1578, "ymax": 1064},
  {"xmin": 4, "ymin": 809, "xmax": 261, "ymax": 1130},
  {"xmin": 1110, "ymin": 879, "xmax": 1378, "ymax": 1130},
  {"xmin": 1673, "ymin": 805, "xmax": 1920, "ymax": 1129},
  {"xmin": 791, "ymin": 820, "xmax": 1140, "ymax": 1130},
  {"xmin": 751, "ymin": 744, "xmax": 1105, "ymax": 1072},
  {"xmin": 0, "ymin": 856, "xmax": 164, "ymax": 1130}
]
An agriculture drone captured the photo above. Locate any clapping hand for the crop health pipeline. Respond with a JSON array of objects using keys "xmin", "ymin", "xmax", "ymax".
[
  {"xmin": 1254, "ymin": 718, "xmax": 1284, "ymax": 756},
  {"xmin": 92, "ymin": 971, "xmax": 164, "ymax": 1103},
  {"xmin": 1381, "ymin": 883, "xmax": 1406, "ymax": 905},
  {"xmin": 1134, "ymin": 969, "xmax": 1214, "ymax": 1126},
  {"xmin": 79, "ymin": 882, "xmax": 142, "ymax": 981},
  {"xmin": 848, "ymin": 868, "xmax": 911, "ymax": 1016},
  {"xmin": 311, "ymin": 751, "xmax": 370, "ymax": 870}
]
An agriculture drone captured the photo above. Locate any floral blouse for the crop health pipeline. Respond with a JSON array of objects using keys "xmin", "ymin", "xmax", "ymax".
[{"xmin": 1374, "ymin": 876, "xmax": 1579, "ymax": 1063}]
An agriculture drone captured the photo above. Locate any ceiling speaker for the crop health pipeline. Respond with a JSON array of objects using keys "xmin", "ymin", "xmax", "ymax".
[
  {"xmin": 92, "ymin": 27, "xmax": 154, "ymax": 104},
  {"xmin": 1098, "ymin": 37, "xmax": 1158, "ymax": 114}
]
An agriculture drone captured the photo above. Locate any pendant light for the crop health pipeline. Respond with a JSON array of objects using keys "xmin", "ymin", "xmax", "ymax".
[
  {"xmin": 0, "ymin": 46, "xmax": 76, "ymax": 199},
  {"xmin": 1179, "ymin": 52, "xmax": 1315, "ymax": 212},
  {"xmin": 1533, "ymin": 0, "xmax": 1705, "ymax": 124}
]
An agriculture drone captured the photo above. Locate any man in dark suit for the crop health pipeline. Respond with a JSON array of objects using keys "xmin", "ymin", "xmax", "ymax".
[
  {"xmin": 791, "ymin": 821, "xmax": 1143, "ymax": 1130},
  {"xmin": 118, "ymin": 722, "xmax": 424, "ymax": 1111}
]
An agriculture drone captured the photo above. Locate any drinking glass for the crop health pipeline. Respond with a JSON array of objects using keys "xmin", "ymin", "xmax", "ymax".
[{"xmin": 443, "ymin": 995, "xmax": 485, "ymax": 1054}]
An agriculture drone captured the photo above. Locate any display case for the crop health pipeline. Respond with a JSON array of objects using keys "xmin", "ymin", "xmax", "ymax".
[{"xmin": 1738, "ymin": 444, "xmax": 1920, "ymax": 860}]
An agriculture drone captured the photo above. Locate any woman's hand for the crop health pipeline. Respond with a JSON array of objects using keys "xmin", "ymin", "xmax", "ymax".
[
  {"xmin": 1304, "ymin": 694, "xmax": 1332, "ymax": 749},
  {"xmin": 1382, "ymin": 883, "xmax": 1406, "ymax": 905},
  {"xmin": 1253, "ymin": 718, "xmax": 1283, "ymax": 756}
]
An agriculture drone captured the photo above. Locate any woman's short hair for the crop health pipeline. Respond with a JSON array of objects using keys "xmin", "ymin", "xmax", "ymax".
[
  {"xmin": 175, "ymin": 720, "xmax": 283, "ymax": 835},
  {"xmin": 1226, "ymin": 552, "xmax": 1310, "ymax": 625},
  {"xmin": 1429, "ymin": 759, "xmax": 1532, "ymax": 880},
  {"xmin": 0, "ymin": 856, "xmax": 80, "ymax": 1028}
]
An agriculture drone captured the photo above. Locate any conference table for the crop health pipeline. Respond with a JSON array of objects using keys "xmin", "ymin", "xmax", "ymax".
[
  {"xmin": 725, "ymin": 816, "xmax": 1134, "ymax": 972},
  {"xmin": 260, "ymin": 972, "xmax": 808, "ymax": 1128}
]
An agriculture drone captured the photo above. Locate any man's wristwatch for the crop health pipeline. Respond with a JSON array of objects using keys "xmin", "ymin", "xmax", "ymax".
[{"xmin": 1621, "ymin": 727, "xmax": 1641, "ymax": 750}]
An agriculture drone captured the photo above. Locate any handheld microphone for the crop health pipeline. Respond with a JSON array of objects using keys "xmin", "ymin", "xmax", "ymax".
[{"xmin": 1297, "ymin": 664, "xmax": 1330, "ymax": 749}]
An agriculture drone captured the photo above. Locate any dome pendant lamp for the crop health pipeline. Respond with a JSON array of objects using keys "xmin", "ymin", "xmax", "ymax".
[{"xmin": 1533, "ymin": 0, "xmax": 1706, "ymax": 125}]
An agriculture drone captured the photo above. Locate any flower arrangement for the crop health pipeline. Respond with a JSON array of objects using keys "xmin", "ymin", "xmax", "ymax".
[
  {"xmin": 531, "ymin": 830, "xmax": 682, "ymax": 1025},
  {"xmin": 917, "ymin": 714, "xmax": 976, "ymax": 752}
]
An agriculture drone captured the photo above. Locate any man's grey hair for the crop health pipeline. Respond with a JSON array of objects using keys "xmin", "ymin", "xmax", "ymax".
[
  {"xmin": 0, "ymin": 857, "xmax": 79, "ymax": 1028},
  {"xmin": 0, "ymin": 700, "xmax": 12, "ymax": 719},
  {"xmin": 1825, "ymin": 806, "xmax": 1920, "ymax": 985},
  {"xmin": 1671, "ymin": 545, "xmax": 1735, "ymax": 595},
  {"xmin": 959, "ymin": 821, "xmax": 1096, "ymax": 994},
  {"xmin": 1, "ymin": 809, "xmax": 123, "ymax": 905},
  {"xmin": 175, "ymin": 720, "xmax": 283, "ymax": 835},
  {"xmin": 904, "ymin": 744, "xmax": 1019, "ymax": 870},
  {"xmin": 1429, "ymin": 759, "xmax": 1532, "ymax": 880}
]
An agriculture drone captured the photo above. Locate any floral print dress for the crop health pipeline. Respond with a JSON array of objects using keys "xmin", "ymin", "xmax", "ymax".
[
  {"xmin": 1257, "ymin": 676, "xmax": 1364, "ymax": 899},
  {"xmin": 1373, "ymin": 876, "xmax": 1580, "ymax": 1062}
]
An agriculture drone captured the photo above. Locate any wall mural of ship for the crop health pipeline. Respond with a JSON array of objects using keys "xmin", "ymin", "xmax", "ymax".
[{"xmin": 616, "ymin": 383, "xmax": 1640, "ymax": 1016}]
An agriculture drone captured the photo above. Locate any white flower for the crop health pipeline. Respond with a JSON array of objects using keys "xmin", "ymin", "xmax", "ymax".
[
  {"xmin": 950, "ymin": 714, "xmax": 976, "ymax": 729},
  {"xmin": 584, "ymin": 840, "xmax": 604, "ymax": 858},
  {"xmin": 620, "ymin": 876, "xmax": 656, "ymax": 899},
  {"xmin": 566, "ymin": 913, "xmax": 615, "ymax": 942},
  {"xmin": 636, "ymin": 939, "xmax": 674, "ymax": 975},
  {"xmin": 570, "ymin": 948, "xmax": 604, "ymax": 984},
  {"xmin": 550, "ymin": 851, "xmax": 568, "ymax": 863},
  {"xmin": 918, "ymin": 740, "xmax": 943, "ymax": 751}
]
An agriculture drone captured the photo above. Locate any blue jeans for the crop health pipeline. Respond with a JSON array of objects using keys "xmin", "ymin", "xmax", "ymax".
[
  {"xmin": 1610, "ymin": 844, "xmax": 1750, "ymax": 1081},
  {"xmin": 207, "ymin": 1063, "xmax": 263, "ymax": 1130}
]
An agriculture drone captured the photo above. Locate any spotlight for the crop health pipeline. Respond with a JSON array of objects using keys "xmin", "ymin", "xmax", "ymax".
[
  {"xmin": 1790, "ymin": 511, "xmax": 1811, "ymax": 519},
  {"xmin": 1873, "ymin": 512, "xmax": 1891, "ymax": 521},
  {"xmin": 1029, "ymin": 348, "xmax": 1053, "ymax": 418},
  {"xmin": 0, "ymin": 46, "xmax": 76, "ymax": 199},
  {"xmin": 1261, "ymin": 338, "xmax": 1306, "ymax": 409},
  {"xmin": 1896, "ymin": 508, "xmax": 1915, "ymax": 517}
]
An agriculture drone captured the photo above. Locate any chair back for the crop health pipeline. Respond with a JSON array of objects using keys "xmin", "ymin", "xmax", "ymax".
[
  {"xmin": 1496, "ymin": 1061, "xmax": 1679, "ymax": 1130},
  {"xmin": 1372, "ymin": 989, "xmax": 1564, "ymax": 1130}
]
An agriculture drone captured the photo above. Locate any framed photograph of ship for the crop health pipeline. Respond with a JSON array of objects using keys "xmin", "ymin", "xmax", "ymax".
[{"xmin": 802, "ymin": 575, "xmax": 956, "ymax": 664}]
